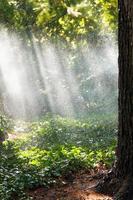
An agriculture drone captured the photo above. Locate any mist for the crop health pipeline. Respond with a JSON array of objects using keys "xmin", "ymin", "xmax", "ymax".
[{"xmin": 0, "ymin": 30, "xmax": 118, "ymax": 120}]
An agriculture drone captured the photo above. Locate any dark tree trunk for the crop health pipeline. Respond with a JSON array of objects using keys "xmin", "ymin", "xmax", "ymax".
[
  {"xmin": 95, "ymin": 1, "xmax": 133, "ymax": 199},
  {"xmin": 117, "ymin": 0, "xmax": 133, "ymax": 178},
  {"xmin": 108, "ymin": 0, "xmax": 133, "ymax": 199},
  {"xmin": 113, "ymin": 2, "xmax": 133, "ymax": 198}
]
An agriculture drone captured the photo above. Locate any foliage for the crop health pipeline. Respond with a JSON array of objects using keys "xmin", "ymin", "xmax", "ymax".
[
  {"xmin": 0, "ymin": 142, "xmax": 28, "ymax": 200},
  {"xmin": 0, "ymin": 142, "xmax": 115, "ymax": 199},
  {"xmin": 0, "ymin": 1, "xmax": 118, "ymax": 118},
  {"xmin": 0, "ymin": 0, "xmax": 117, "ymax": 44},
  {"xmin": 0, "ymin": 115, "xmax": 117, "ymax": 199},
  {"xmin": 0, "ymin": 0, "xmax": 14, "ymax": 26},
  {"xmin": 0, "ymin": 115, "xmax": 12, "ymax": 143},
  {"xmin": 16, "ymin": 114, "xmax": 117, "ymax": 150},
  {"xmin": 0, "ymin": 1, "xmax": 118, "ymax": 199}
]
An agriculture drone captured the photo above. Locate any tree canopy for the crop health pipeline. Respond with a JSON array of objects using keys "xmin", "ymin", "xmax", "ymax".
[{"xmin": 0, "ymin": 0, "xmax": 117, "ymax": 45}]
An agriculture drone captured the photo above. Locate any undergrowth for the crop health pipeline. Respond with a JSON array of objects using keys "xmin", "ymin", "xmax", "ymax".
[{"xmin": 0, "ymin": 114, "xmax": 117, "ymax": 200}]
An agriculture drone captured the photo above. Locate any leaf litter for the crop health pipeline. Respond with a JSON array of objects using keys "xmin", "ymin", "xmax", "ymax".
[{"xmin": 28, "ymin": 170, "xmax": 113, "ymax": 200}]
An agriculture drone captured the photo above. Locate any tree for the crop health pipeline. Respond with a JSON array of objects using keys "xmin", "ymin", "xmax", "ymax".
[
  {"xmin": 0, "ymin": 0, "xmax": 117, "ymax": 46},
  {"xmin": 96, "ymin": 0, "xmax": 133, "ymax": 199},
  {"xmin": 114, "ymin": 0, "xmax": 133, "ymax": 199}
]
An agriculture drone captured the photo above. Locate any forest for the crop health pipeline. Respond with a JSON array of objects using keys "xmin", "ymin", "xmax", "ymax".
[{"xmin": 0, "ymin": 0, "xmax": 121, "ymax": 199}]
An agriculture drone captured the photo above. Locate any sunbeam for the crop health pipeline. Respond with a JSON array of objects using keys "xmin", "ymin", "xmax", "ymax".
[{"xmin": 0, "ymin": 29, "xmax": 118, "ymax": 119}]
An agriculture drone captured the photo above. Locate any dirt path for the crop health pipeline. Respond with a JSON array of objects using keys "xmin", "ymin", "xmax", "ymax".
[{"xmin": 28, "ymin": 171, "xmax": 112, "ymax": 200}]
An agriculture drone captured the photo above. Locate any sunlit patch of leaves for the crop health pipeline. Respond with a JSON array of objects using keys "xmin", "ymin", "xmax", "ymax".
[{"xmin": 16, "ymin": 114, "xmax": 117, "ymax": 150}]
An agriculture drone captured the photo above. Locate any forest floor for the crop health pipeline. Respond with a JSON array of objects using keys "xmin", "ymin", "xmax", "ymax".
[
  {"xmin": 28, "ymin": 170, "xmax": 113, "ymax": 200},
  {"xmin": 8, "ymin": 133, "xmax": 113, "ymax": 200},
  {"xmin": 7, "ymin": 123, "xmax": 114, "ymax": 200}
]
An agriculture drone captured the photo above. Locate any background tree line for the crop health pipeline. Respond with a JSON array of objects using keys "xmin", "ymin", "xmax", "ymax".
[{"xmin": 0, "ymin": 0, "xmax": 118, "ymax": 119}]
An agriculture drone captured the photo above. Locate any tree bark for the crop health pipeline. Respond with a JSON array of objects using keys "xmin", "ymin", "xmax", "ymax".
[
  {"xmin": 113, "ymin": 0, "xmax": 133, "ymax": 199},
  {"xmin": 116, "ymin": 0, "xmax": 133, "ymax": 178},
  {"xmin": 95, "ymin": 1, "xmax": 133, "ymax": 199}
]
